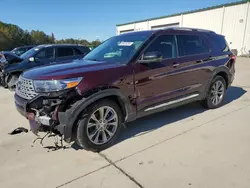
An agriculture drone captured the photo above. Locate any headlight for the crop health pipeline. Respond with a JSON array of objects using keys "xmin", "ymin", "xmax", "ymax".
[{"xmin": 34, "ymin": 77, "xmax": 83, "ymax": 93}]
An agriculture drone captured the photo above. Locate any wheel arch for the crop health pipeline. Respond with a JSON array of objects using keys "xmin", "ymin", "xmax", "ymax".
[
  {"xmin": 58, "ymin": 88, "xmax": 134, "ymax": 143},
  {"xmin": 203, "ymin": 66, "xmax": 230, "ymax": 99},
  {"xmin": 215, "ymin": 71, "xmax": 229, "ymax": 88}
]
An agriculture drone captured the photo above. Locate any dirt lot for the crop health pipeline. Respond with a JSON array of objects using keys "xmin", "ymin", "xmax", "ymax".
[{"xmin": 0, "ymin": 57, "xmax": 250, "ymax": 188}]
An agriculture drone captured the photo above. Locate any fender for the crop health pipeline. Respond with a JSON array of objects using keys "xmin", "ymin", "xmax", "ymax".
[
  {"xmin": 57, "ymin": 88, "xmax": 135, "ymax": 142},
  {"xmin": 203, "ymin": 65, "xmax": 231, "ymax": 98},
  {"xmin": 4, "ymin": 64, "xmax": 25, "ymax": 74},
  {"xmin": 4, "ymin": 60, "xmax": 29, "ymax": 74}
]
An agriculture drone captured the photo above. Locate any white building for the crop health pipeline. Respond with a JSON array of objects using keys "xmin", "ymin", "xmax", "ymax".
[{"xmin": 116, "ymin": 1, "xmax": 250, "ymax": 55}]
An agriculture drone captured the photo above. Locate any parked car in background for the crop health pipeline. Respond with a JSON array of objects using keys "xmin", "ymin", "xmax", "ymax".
[
  {"xmin": 0, "ymin": 51, "xmax": 23, "ymax": 87},
  {"xmin": 1, "ymin": 44, "xmax": 90, "ymax": 88},
  {"xmin": 14, "ymin": 28, "xmax": 235, "ymax": 151},
  {"xmin": 11, "ymin": 45, "xmax": 36, "ymax": 56}
]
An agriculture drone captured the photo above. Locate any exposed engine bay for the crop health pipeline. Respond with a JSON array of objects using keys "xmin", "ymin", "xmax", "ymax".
[{"xmin": 17, "ymin": 84, "xmax": 79, "ymax": 148}]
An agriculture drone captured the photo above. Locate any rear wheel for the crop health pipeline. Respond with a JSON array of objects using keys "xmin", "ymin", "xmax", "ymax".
[
  {"xmin": 202, "ymin": 75, "xmax": 226, "ymax": 109},
  {"xmin": 75, "ymin": 99, "xmax": 123, "ymax": 152}
]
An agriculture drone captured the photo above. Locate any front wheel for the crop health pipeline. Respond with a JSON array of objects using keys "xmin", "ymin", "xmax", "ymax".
[
  {"xmin": 202, "ymin": 75, "xmax": 227, "ymax": 109},
  {"xmin": 6, "ymin": 74, "xmax": 19, "ymax": 89},
  {"xmin": 75, "ymin": 99, "xmax": 123, "ymax": 152}
]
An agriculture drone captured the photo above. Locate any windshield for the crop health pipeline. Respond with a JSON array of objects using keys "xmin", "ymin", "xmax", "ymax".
[
  {"xmin": 20, "ymin": 47, "xmax": 41, "ymax": 59},
  {"xmin": 84, "ymin": 31, "xmax": 153, "ymax": 64}
]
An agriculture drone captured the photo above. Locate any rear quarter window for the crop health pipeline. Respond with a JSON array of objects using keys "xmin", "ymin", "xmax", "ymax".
[
  {"xmin": 74, "ymin": 47, "xmax": 90, "ymax": 55},
  {"xmin": 216, "ymin": 36, "xmax": 230, "ymax": 52}
]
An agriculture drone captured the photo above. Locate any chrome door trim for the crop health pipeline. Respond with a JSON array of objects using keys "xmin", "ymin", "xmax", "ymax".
[{"xmin": 144, "ymin": 93, "xmax": 199, "ymax": 112}]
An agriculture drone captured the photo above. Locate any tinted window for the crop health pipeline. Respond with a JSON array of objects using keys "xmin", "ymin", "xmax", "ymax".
[
  {"xmin": 145, "ymin": 35, "xmax": 177, "ymax": 59},
  {"xmin": 81, "ymin": 47, "xmax": 90, "ymax": 54},
  {"xmin": 177, "ymin": 35, "xmax": 209, "ymax": 56},
  {"xmin": 74, "ymin": 47, "xmax": 90, "ymax": 55},
  {"xmin": 20, "ymin": 47, "xmax": 41, "ymax": 59},
  {"xmin": 57, "ymin": 47, "xmax": 74, "ymax": 57},
  {"xmin": 13, "ymin": 48, "xmax": 26, "ymax": 56},
  {"xmin": 74, "ymin": 48, "xmax": 84, "ymax": 55},
  {"xmin": 36, "ymin": 48, "xmax": 54, "ymax": 59},
  {"xmin": 216, "ymin": 36, "xmax": 230, "ymax": 52}
]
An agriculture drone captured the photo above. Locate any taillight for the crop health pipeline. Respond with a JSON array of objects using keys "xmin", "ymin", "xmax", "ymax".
[{"xmin": 230, "ymin": 54, "xmax": 236, "ymax": 61}]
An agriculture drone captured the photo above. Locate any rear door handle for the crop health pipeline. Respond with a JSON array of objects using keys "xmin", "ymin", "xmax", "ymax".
[{"xmin": 173, "ymin": 63, "xmax": 180, "ymax": 68}]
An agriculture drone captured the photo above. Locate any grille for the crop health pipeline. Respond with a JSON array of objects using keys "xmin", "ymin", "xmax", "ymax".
[{"xmin": 15, "ymin": 76, "xmax": 38, "ymax": 100}]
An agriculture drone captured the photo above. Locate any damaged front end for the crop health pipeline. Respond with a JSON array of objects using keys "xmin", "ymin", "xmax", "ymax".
[
  {"xmin": 0, "ymin": 51, "xmax": 23, "ymax": 87},
  {"xmin": 14, "ymin": 76, "xmax": 82, "ymax": 147}
]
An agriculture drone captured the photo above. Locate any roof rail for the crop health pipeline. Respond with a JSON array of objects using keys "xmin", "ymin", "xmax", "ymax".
[{"xmin": 164, "ymin": 27, "xmax": 215, "ymax": 33}]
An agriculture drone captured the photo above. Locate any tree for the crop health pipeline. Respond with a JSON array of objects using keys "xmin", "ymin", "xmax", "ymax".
[
  {"xmin": 51, "ymin": 33, "xmax": 55, "ymax": 43},
  {"xmin": 0, "ymin": 21, "xmax": 102, "ymax": 51},
  {"xmin": 30, "ymin": 30, "xmax": 54, "ymax": 44},
  {"xmin": 90, "ymin": 39, "xmax": 101, "ymax": 47}
]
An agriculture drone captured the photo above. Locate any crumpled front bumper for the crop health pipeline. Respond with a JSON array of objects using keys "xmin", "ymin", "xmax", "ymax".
[
  {"xmin": 14, "ymin": 94, "xmax": 40, "ymax": 134},
  {"xmin": 14, "ymin": 93, "xmax": 28, "ymax": 117},
  {"xmin": 14, "ymin": 92, "xmax": 69, "ymax": 140}
]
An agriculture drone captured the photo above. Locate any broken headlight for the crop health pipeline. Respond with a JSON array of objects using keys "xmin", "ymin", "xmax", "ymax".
[{"xmin": 34, "ymin": 77, "xmax": 83, "ymax": 93}]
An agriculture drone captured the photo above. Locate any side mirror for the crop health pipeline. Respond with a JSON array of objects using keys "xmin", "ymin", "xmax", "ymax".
[
  {"xmin": 29, "ymin": 57, "xmax": 35, "ymax": 62},
  {"xmin": 138, "ymin": 51, "xmax": 163, "ymax": 63}
]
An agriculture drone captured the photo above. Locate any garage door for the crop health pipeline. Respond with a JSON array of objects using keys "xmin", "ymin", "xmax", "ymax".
[{"xmin": 151, "ymin": 23, "xmax": 179, "ymax": 30}]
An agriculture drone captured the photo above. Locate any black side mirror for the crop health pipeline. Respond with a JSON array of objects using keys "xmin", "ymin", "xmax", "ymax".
[{"xmin": 138, "ymin": 51, "xmax": 163, "ymax": 64}]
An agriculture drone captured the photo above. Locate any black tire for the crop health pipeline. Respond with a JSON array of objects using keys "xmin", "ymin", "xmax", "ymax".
[
  {"xmin": 75, "ymin": 99, "xmax": 123, "ymax": 152},
  {"xmin": 202, "ymin": 75, "xmax": 227, "ymax": 109}
]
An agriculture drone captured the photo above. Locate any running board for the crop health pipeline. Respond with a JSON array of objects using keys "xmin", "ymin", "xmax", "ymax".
[{"xmin": 144, "ymin": 94, "xmax": 199, "ymax": 112}]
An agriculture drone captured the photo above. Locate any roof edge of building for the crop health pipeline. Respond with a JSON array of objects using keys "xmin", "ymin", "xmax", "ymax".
[{"xmin": 116, "ymin": 0, "xmax": 249, "ymax": 27}]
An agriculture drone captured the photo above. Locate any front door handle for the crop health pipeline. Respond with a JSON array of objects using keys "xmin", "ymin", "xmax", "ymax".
[{"xmin": 173, "ymin": 63, "xmax": 180, "ymax": 68}]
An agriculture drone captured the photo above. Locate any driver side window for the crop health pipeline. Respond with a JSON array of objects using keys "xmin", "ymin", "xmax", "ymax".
[
  {"xmin": 145, "ymin": 35, "xmax": 177, "ymax": 59},
  {"xmin": 36, "ymin": 48, "xmax": 54, "ymax": 60}
]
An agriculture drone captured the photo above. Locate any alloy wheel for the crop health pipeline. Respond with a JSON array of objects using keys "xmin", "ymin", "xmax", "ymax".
[
  {"xmin": 87, "ymin": 106, "xmax": 118, "ymax": 145},
  {"xmin": 210, "ymin": 80, "xmax": 225, "ymax": 106}
]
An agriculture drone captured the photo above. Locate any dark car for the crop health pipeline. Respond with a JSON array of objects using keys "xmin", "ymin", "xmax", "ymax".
[
  {"xmin": 11, "ymin": 45, "xmax": 37, "ymax": 56},
  {"xmin": 0, "ymin": 51, "xmax": 23, "ymax": 86},
  {"xmin": 14, "ymin": 28, "xmax": 235, "ymax": 151},
  {"xmin": 1, "ymin": 44, "xmax": 90, "ymax": 88}
]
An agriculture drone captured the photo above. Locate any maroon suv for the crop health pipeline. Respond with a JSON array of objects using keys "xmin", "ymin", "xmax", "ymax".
[{"xmin": 14, "ymin": 28, "xmax": 235, "ymax": 151}]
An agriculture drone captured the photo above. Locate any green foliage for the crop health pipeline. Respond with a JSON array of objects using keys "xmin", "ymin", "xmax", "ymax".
[{"xmin": 0, "ymin": 21, "xmax": 102, "ymax": 51}]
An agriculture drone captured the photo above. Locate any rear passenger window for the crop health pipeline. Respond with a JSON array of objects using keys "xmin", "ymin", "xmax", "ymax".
[
  {"xmin": 177, "ymin": 35, "xmax": 209, "ymax": 56},
  {"xmin": 57, "ymin": 48, "xmax": 74, "ymax": 58},
  {"xmin": 145, "ymin": 35, "xmax": 177, "ymax": 59}
]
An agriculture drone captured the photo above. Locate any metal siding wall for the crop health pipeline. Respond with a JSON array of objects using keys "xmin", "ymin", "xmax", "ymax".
[
  {"xmin": 222, "ymin": 4, "xmax": 248, "ymax": 53},
  {"xmin": 134, "ymin": 22, "xmax": 148, "ymax": 31},
  {"xmin": 149, "ymin": 16, "xmax": 181, "ymax": 29},
  {"xmin": 151, "ymin": 23, "xmax": 180, "ymax": 30},
  {"xmin": 182, "ymin": 8, "xmax": 223, "ymax": 34},
  {"xmin": 117, "ymin": 24, "xmax": 134, "ymax": 34},
  {"xmin": 116, "ymin": 2, "xmax": 250, "ymax": 55},
  {"xmin": 243, "ymin": 2, "xmax": 250, "ymax": 55}
]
